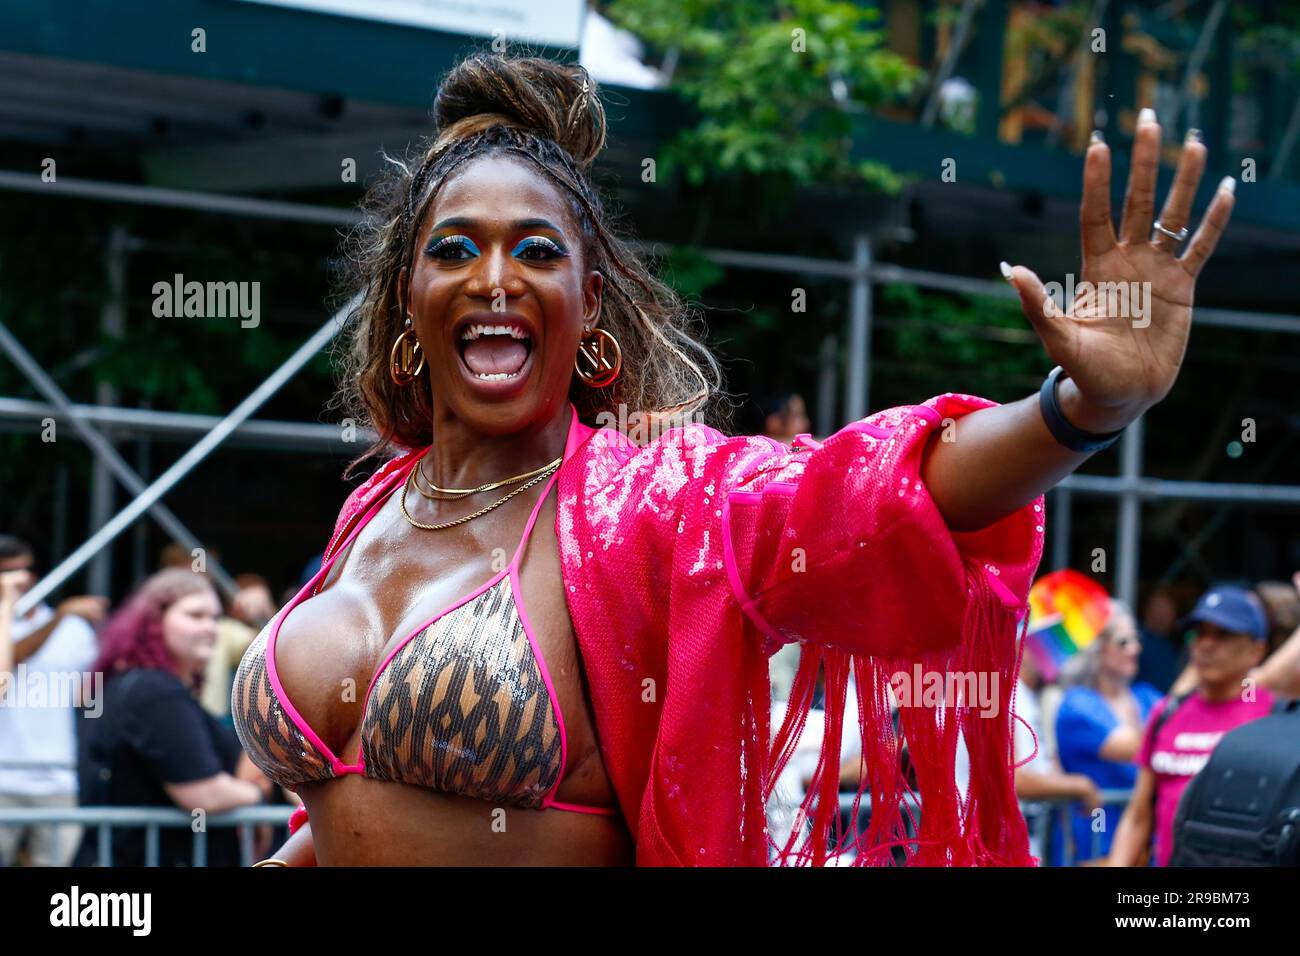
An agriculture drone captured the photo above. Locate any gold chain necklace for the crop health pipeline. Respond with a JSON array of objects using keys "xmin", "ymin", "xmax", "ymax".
[
  {"xmin": 399, "ymin": 459, "xmax": 560, "ymax": 531},
  {"xmin": 411, "ymin": 454, "xmax": 562, "ymax": 500}
]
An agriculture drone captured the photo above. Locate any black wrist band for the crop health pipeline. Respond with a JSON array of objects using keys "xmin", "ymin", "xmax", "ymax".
[{"xmin": 1038, "ymin": 366, "xmax": 1125, "ymax": 453}]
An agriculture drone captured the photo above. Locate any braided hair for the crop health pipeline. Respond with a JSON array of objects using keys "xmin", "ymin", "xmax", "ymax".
[{"xmin": 332, "ymin": 53, "xmax": 725, "ymax": 471}]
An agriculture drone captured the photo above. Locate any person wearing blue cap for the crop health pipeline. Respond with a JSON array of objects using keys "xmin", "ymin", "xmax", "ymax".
[{"xmin": 1109, "ymin": 585, "xmax": 1280, "ymax": 866}]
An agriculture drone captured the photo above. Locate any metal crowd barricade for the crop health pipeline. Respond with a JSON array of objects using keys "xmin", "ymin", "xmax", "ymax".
[
  {"xmin": 829, "ymin": 788, "xmax": 1135, "ymax": 866},
  {"xmin": 1019, "ymin": 789, "xmax": 1134, "ymax": 865},
  {"xmin": 1, "ymin": 792, "xmax": 1137, "ymax": 866},
  {"xmin": 0, "ymin": 804, "xmax": 295, "ymax": 867}
]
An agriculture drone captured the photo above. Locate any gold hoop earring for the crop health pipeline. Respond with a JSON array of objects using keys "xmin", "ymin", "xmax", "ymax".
[
  {"xmin": 389, "ymin": 314, "xmax": 425, "ymax": 387},
  {"xmin": 575, "ymin": 326, "xmax": 622, "ymax": 388}
]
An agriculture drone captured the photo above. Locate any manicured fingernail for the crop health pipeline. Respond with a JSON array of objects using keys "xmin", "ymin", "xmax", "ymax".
[
  {"xmin": 1219, "ymin": 175, "xmax": 1236, "ymax": 195},
  {"xmin": 999, "ymin": 261, "xmax": 1014, "ymax": 281},
  {"xmin": 1090, "ymin": 129, "xmax": 1105, "ymax": 145},
  {"xmin": 1138, "ymin": 107, "xmax": 1156, "ymax": 125},
  {"xmin": 1185, "ymin": 128, "xmax": 1202, "ymax": 144}
]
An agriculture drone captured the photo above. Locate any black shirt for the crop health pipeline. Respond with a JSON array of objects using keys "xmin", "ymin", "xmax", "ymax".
[{"xmin": 73, "ymin": 668, "xmax": 244, "ymax": 867}]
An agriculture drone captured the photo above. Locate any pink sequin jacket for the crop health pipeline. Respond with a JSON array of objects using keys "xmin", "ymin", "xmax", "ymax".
[{"xmin": 311, "ymin": 394, "xmax": 1045, "ymax": 866}]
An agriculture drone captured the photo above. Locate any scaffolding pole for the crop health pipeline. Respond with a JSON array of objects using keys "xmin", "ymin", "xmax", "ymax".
[
  {"xmin": 1115, "ymin": 415, "xmax": 1145, "ymax": 609},
  {"xmin": 1058, "ymin": 473, "xmax": 1300, "ymax": 504},
  {"xmin": 88, "ymin": 224, "xmax": 127, "ymax": 593},
  {"xmin": 816, "ymin": 334, "xmax": 839, "ymax": 437},
  {"xmin": 0, "ymin": 398, "xmax": 364, "ymax": 450},
  {"xmin": 1051, "ymin": 487, "xmax": 1073, "ymax": 571},
  {"xmin": 844, "ymin": 234, "xmax": 872, "ymax": 422},
  {"xmin": 5, "ymin": 168, "xmax": 1298, "ymax": 606},
  {"xmin": 3, "ymin": 168, "xmax": 1296, "ymax": 335},
  {"xmin": 12, "ymin": 301, "xmax": 354, "ymax": 618},
  {"xmin": 0, "ymin": 320, "xmax": 240, "ymax": 601},
  {"xmin": 0, "ymin": 170, "xmax": 359, "ymax": 226}
]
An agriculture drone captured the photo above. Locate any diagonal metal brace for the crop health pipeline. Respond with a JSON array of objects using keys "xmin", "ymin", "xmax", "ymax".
[
  {"xmin": 0, "ymin": 319, "xmax": 240, "ymax": 599},
  {"xmin": 5, "ymin": 299, "xmax": 352, "ymax": 616}
]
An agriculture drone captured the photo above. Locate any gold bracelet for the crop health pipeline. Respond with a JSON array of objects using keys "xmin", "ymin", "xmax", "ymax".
[{"xmin": 252, "ymin": 858, "xmax": 290, "ymax": 867}]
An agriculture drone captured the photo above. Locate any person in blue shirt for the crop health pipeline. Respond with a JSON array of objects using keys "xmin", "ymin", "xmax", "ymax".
[{"xmin": 1055, "ymin": 599, "xmax": 1161, "ymax": 863}]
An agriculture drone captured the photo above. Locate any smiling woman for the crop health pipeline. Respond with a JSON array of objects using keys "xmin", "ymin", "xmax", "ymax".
[
  {"xmin": 76, "ymin": 569, "xmax": 263, "ymax": 867},
  {"xmin": 233, "ymin": 51, "xmax": 1235, "ymax": 867},
  {"xmin": 332, "ymin": 53, "xmax": 722, "ymax": 462}
]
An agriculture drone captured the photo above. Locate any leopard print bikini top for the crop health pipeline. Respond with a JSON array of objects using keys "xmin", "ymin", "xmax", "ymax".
[{"xmin": 230, "ymin": 460, "xmax": 616, "ymax": 816}]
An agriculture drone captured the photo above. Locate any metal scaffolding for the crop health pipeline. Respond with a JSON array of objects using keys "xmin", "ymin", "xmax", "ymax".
[
  {"xmin": 2, "ymin": 171, "xmax": 1298, "ymax": 611},
  {"xmin": 6, "ymin": 306, "xmax": 351, "ymax": 618}
]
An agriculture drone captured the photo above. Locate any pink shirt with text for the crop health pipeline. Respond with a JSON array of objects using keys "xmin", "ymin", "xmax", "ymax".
[{"xmin": 1137, "ymin": 686, "xmax": 1275, "ymax": 866}]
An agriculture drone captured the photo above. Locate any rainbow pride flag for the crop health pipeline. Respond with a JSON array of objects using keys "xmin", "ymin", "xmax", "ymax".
[{"xmin": 1025, "ymin": 570, "xmax": 1112, "ymax": 682}]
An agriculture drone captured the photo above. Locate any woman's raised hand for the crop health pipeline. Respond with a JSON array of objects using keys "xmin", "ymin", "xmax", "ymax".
[{"xmin": 1002, "ymin": 109, "xmax": 1236, "ymax": 434}]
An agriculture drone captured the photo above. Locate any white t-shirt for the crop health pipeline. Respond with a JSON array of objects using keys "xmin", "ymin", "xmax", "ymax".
[
  {"xmin": 955, "ymin": 677, "xmax": 1049, "ymax": 798},
  {"xmin": 954, "ymin": 677, "xmax": 1050, "ymax": 860},
  {"xmin": 0, "ymin": 605, "xmax": 98, "ymax": 796}
]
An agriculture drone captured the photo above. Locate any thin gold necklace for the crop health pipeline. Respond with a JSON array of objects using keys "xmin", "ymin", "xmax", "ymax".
[
  {"xmin": 399, "ymin": 459, "xmax": 560, "ymax": 531},
  {"xmin": 412, "ymin": 454, "xmax": 562, "ymax": 500}
]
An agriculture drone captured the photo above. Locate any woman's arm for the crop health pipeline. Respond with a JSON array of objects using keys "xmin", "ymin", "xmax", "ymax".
[
  {"xmin": 266, "ymin": 820, "xmax": 317, "ymax": 867},
  {"xmin": 1107, "ymin": 765, "xmax": 1157, "ymax": 866},
  {"xmin": 122, "ymin": 671, "xmax": 264, "ymax": 813},
  {"xmin": 164, "ymin": 773, "xmax": 263, "ymax": 814},
  {"xmin": 921, "ymin": 388, "xmax": 1102, "ymax": 534},
  {"xmin": 10, "ymin": 595, "xmax": 108, "ymax": 665},
  {"xmin": 1014, "ymin": 767, "xmax": 1100, "ymax": 808},
  {"xmin": 922, "ymin": 112, "xmax": 1235, "ymax": 533},
  {"xmin": 1097, "ymin": 724, "xmax": 1144, "ymax": 763},
  {"xmin": 1253, "ymin": 620, "xmax": 1300, "ymax": 698},
  {"xmin": 1169, "ymin": 660, "xmax": 1198, "ymax": 697},
  {"xmin": 235, "ymin": 752, "xmax": 275, "ymax": 798}
]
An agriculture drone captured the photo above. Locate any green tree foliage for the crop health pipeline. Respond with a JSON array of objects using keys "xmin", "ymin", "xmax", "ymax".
[
  {"xmin": 877, "ymin": 283, "xmax": 1044, "ymax": 404},
  {"xmin": 0, "ymin": 196, "xmax": 340, "ymax": 534},
  {"xmin": 607, "ymin": 0, "xmax": 920, "ymax": 193},
  {"xmin": 603, "ymin": 2, "xmax": 1051, "ymax": 416}
]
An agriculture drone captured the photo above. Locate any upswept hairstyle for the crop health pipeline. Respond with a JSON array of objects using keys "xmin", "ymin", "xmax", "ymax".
[{"xmin": 331, "ymin": 53, "xmax": 725, "ymax": 472}]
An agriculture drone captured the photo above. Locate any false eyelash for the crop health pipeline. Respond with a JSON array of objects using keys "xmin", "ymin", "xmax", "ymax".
[
  {"xmin": 427, "ymin": 235, "xmax": 477, "ymax": 257},
  {"xmin": 514, "ymin": 236, "xmax": 568, "ymax": 257}
]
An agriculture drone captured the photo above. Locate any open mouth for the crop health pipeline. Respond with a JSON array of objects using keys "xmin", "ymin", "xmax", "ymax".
[{"xmin": 456, "ymin": 320, "xmax": 534, "ymax": 383}]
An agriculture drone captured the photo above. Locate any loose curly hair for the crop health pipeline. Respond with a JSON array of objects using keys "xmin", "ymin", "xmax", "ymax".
[{"xmin": 330, "ymin": 52, "xmax": 726, "ymax": 474}]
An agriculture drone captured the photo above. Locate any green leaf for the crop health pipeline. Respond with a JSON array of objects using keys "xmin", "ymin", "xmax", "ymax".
[{"xmin": 607, "ymin": 0, "xmax": 919, "ymax": 194}]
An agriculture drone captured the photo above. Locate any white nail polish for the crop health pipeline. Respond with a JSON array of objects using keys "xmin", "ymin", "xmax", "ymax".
[
  {"xmin": 1219, "ymin": 175, "xmax": 1236, "ymax": 195},
  {"xmin": 999, "ymin": 261, "xmax": 1013, "ymax": 281},
  {"xmin": 1138, "ymin": 107, "xmax": 1156, "ymax": 125}
]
